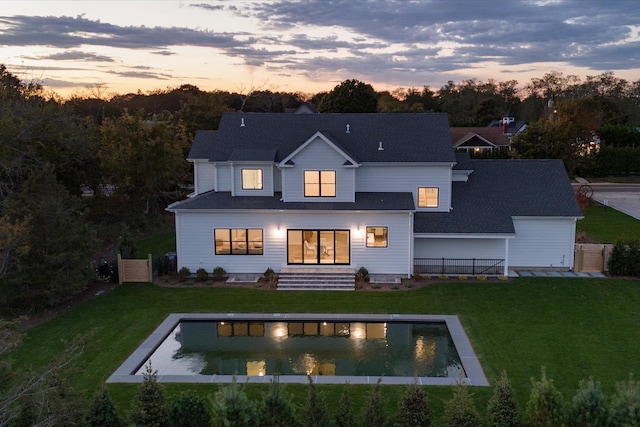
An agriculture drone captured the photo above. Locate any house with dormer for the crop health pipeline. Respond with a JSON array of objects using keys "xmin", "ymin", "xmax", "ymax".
[{"xmin": 167, "ymin": 112, "xmax": 581, "ymax": 288}]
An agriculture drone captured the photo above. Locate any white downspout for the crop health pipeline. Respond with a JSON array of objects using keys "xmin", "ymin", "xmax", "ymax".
[
  {"xmin": 409, "ymin": 211, "xmax": 414, "ymax": 278},
  {"xmin": 230, "ymin": 163, "xmax": 235, "ymax": 197},
  {"xmin": 503, "ymin": 238, "xmax": 510, "ymax": 276}
]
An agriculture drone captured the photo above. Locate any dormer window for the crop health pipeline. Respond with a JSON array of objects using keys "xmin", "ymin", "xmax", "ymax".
[
  {"xmin": 242, "ymin": 169, "xmax": 263, "ymax": 190},
  {"xmin": 418, "ymin": 187, "xmax": 439, "ymax": 208},
  {"xmin": 304, "ymin": 170, "xmax": 336, "ymax": 197}
]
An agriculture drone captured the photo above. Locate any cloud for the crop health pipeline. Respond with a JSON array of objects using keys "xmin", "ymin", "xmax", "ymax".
[{"xmin": 28, "ymin": 50, "xmax": 115, "ymax": 62}]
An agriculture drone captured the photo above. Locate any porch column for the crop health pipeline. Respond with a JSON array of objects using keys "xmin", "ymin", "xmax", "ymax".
[{"xmin": 503, "ymin": 238, "xmax": 509, "ymax": 276}]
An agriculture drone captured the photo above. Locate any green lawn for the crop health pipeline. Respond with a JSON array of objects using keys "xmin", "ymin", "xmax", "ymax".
[
  {"xmin": 577, "ymin": 205, "xmax": 640, "ymax": 242},
  {"xmin": 10, "ymin": 277, "xmax": 640, "ymax": 421}
]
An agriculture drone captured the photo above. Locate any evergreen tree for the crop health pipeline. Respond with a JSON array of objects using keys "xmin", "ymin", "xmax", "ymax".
[
  {"xmin": 210, "ymin": 378, "xmax": 258, "ymax": 427},
  {"xmin": 167, "ymin": 391, "xmax": 211, "ymax": 427},
  {"xmin": 85, "ymin": 387, "xmax": 124, "ymax": 427},
  {"xmin": 487, "ymin": 371, "xmax": 521, "ymax": 427},
  {"xmin": 129, "ymin": 362, "xmax": 168, "ymax": 427},
  {"xmin": 360, "ymin": 378, "xmax": 390, "ymax": 427},
  {"xmin": 395, "ymin": 382, "xmax": 432, "ymax": 427},
  {"xmin": 334, "ymin": 383, "xmax": 356, "ymax": 427},
  {"xmin": 302, "ymin": 376, "xmax": 330, "ymax": 427},
  {"xmin": 568, "ymin": 378, "xmax": 610, "ymax": 427},
  {"xmin": 259, "ymin": 376, "xmax": 297, "ymax": 427},
  {"xmin": 526, "ymin": 368, "xmax": 565, "ymax": 427},
  {"xmin": 609, "ymin": 374, "xmax": 640, "ymax": 427},
  {"xmin": 442, "ymin": 383, "xmax": 482, "ymax": 427}
]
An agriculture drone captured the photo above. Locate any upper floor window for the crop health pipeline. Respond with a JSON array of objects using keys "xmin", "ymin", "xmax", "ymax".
[
  {"xmin": 418, "ymin": 187, "xmax": 438, "ymax": 208},
  {"xmin": 304, "ymin": 170, "xmax": 336, "ymax": 197},
  {"xmin": 366, "ymin": 226, "xmax": 388, "ymax": 248},
  {"xmin": 242, "ymin": 169, "xmax": 263, "ymax": 190}
]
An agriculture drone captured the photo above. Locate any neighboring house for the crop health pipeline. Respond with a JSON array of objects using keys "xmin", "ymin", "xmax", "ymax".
[
  {"xmin": 167, "ymin": 112, "xmax": 582, "ymax": 281},
  {"xmin": 488, "ymin": 112, "xmax": 528, "ymax": 136},
  {"xmin": 450, "ymin": 127, "xmax": 511, "ymax": 153}
]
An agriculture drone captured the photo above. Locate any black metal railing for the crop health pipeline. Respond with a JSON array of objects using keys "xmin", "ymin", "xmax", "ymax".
[{"xmin": 414, "ymin": 258, "xmax": 505, "ymax": 275}]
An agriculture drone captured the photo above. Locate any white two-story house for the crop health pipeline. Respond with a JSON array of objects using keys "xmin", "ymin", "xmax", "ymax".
[{"xmin": 167, "ymin": 112, "xmax": 582, "ymax": 284}]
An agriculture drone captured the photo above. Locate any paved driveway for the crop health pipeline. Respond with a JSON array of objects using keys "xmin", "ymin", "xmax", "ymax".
[{"xmin": 574, "ymin": 180, "xmax": 640, "ymax": 220}]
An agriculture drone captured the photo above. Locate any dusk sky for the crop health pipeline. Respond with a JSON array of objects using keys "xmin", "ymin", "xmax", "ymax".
[{"xmin": 2, "ymin": 0, "xmax": 639, "ymax": 98}]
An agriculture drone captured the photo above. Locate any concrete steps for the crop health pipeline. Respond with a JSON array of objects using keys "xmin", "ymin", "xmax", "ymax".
[{"xmin": 277, "ymin": 267, "xmax": 355, "ymax": 291}]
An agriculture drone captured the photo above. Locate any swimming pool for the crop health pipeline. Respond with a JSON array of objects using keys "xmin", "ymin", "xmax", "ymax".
[{"xmin": 108, "ymin": 313, "xmax": 488, "ymax": 386}]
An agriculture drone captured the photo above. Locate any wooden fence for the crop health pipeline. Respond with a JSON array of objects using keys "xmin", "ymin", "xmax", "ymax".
[
  {"xmin": 574, "ymin": 244, "xmax": 613, "ymax": 273},
  {"xmin": 117, "ymin": 254, "xmax": 153, "ymax": 284}
]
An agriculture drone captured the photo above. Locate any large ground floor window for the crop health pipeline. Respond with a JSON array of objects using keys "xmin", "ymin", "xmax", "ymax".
[{"xmin": 287, "ymin": 230, "xmax": 350, "ymax": 265}]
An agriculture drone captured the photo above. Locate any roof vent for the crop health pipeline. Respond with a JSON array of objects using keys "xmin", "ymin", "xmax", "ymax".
[
  {"xmin": 378, "ymin": 141, "xmax": 384, "ymax": 151},
  {"xmin": 240, "ymin": 118, "xmax": 245, "ymax": 127},
  {"xmin": 346, "ymin": 124, "xmax": 350, "ymax": 133}
]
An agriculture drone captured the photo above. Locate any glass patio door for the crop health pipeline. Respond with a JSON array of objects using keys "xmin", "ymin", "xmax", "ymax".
[{"xmin": 287, "ymin": 230, "xmax": 350, "ymax": 265}]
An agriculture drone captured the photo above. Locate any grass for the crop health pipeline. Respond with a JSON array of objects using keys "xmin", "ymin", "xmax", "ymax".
[
  {"xmin": 9, "ymin": 277, "xmax": 640, "ymax": 422},
  {"xmin": 577, "ymin": 205, "xmax": 640, "ymax": 242},
  {"xmin": 134, "ymin": 231, "xmax": 175, "ymax": 259}
]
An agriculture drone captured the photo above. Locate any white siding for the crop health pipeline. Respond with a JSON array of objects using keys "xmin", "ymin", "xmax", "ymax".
[
  {"xmin": 414, "ymin": 238, "xmax": 505, "ymax": 259},
  {"xmin": 509, "ymin": 218, "xmax": 577, "ymax": 269},
  {"xmin": 194, "ymin": 161, "xmax": 215, "ymax": 194},
  {"xmin": 216, "ymin": 164, "xmax": 232, "ymax": 191},
  {"xmin": 356, "ymin": 164, "xmax": 451, "ymax": 212},
  {"xmin": 232, "ymin": 163, "xmax": 274, "ymax": 196},
  {"xmin": 283, "ymin": 137, "xmax": 355, "ymax": 202},
  {"xmin": 175, "ymin": 210, "xmax": 411, "ymax": 275}
]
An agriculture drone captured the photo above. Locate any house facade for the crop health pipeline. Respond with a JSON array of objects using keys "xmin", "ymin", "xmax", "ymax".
[{"xmin": 167, "ymin": 112, "xmax": 582, "ymax": 279}]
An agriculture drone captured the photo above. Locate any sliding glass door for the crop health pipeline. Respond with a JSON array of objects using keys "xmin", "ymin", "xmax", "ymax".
[{"xmin": 287, "ymin": 230, "xmax": 350, "ymax": 265}]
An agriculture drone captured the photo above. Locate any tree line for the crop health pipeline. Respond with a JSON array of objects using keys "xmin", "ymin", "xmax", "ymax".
[{"xmin": 1, "ymin": 64, "xmax": 639, "ymax": 311}]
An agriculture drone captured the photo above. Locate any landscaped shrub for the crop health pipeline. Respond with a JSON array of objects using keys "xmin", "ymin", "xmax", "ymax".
[
  {"xmin": 487, "ymin": 371, "xmax": 520, "ymax": 427},
  {"xmin": 259, "ymin": 376, "xmax": 297, "ymax": 426},
  {"xmin": 442, "ymin": 383, "xmax": 481, "ymax": 427},
  {"xmin": 210, "ymin": 378, "xmax": 258, "ymax": 427},
  {"xmin": 396, "ymin": 382, "xmax": 432, "ymax": 427},
  {"xmin": 567, "ymin": 378, "xmax": 610, "ymax": 427},
  {"xmin": 195, "ymin": 267, "xmax": 208, "ymax": 281},
  {"xmin": 609, "ymin": 374, "xmax": 640, "ymax": 426},
  {"xmin": 129, "ymin": 362, "xmax": 168, "ymax": 427},
  {"xmin": 334, "ymin": 384, "xmax": 356, "ymax": 427},
  {"xmin": 118, "ymin": 227, "xmax": 138, "ymax": 259},
  {"xmin": 356, "ymin": 266, "xmax": 369, "ymax": 283},
  {"xmin": 608, "ymin": 240, "xmax": 640, "ymax": 276},
  {"xmin": 177, "ymin": 266, "xmax": 190, "ymax": 282},
  {"xmin": 167, "ymin": 391, "xmax": 211, "ymax": 427},
  {"xmin": 264, "ymin": 267, "xmax": 276, "ymax": 279},
  {"xmin": 526, "ymin": 368, "xmax": 565, "ymax": 427},
  {"xmin": 213, "ymin": 266, "xmax": 226, "ymax": 279},
  {"xmin": 85, "ymin": 387, "xmax": 124, "ymax": 427},
  {"xmin": 360, "ymin": 379, "xmax": 390, "ymax": 427},
  {"xmin": 301, "ymin": 376, "xmax": 330, "ymax": 427}
]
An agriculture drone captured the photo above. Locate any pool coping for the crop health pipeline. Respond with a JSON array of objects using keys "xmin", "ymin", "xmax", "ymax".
[{"xmin": 107, "ymin": 313, "xmax": 488, "ymax": 386}]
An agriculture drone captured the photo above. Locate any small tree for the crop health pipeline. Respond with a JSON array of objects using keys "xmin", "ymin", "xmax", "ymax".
[
  {"xmin": 334, "ymin": 383, "xmax": 356, "ymax": 427},
  {"xmin": 526, "ymin": 368, "xmax": 565, "ymax": 427},
  {"xmin": 360, "ymin": 378, "xmax": 390, "ymax": 427},
  {"xmin": 609, "ymin": 374, "xmax": 640, "ymax": 426},
  {"xmin": 85, "ymin": 387, "xmax": 124, "ymax": 427},
  {"xmin": 487, "ymin": 370, "xmax": 521, "ymax": 427},
  {"xmin": 167, "ymin": 391, "xmax": 211, "ymax": 427},
  {"xmin": 568, "ymin": 378, "xmax": 610, "ymax": 427},
  {"xmin": 301, "ymin": 376, "xmax": 330, "ymax": 427},
  {"xmin": 259, "ymin": 376, "xmax": 297, "ymax": 427},
  {"xmin": 396, "ymin": 382, "xmax": 432, "ymax": 427},
  {"xmin": 129, "ymin": 362, "xmax": 168, "ymax": 427},
  {"xmin": 442, "ymin": 383, "xmax": 482, "ymax": 427},
  {"xmin": 118, "ymin": 226, "xmax": 138, "ymax": 259},
  {"xmin": 210, "ymin": 377, "xmax": 258, "ymax": 427}
]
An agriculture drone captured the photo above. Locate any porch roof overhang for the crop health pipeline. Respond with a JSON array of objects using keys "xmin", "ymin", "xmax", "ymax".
[{"xmin": 167, "ymin": 191, "xmax": 415, "ymax": 212}]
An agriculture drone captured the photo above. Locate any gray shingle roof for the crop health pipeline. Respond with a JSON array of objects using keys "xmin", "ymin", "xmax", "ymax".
[
  {"xmin": 167, "ymin": 192, "xmax": 415, "ymax": 212},
  {"xmin": 414, "ymin": 159, "xmax": 583, "ymax": 234},
  {"xmin": 187, "ymin": 130, "xmax": 215, "ymax": 159},
  {"xmin": 196, "ymin": 112, "xmax": 455, "ymax": 164}
]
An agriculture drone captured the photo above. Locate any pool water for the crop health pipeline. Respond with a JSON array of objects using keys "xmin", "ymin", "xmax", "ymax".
[{"xmin": 137, "ymin": 320, "xmax": 465, "ymax": 378}]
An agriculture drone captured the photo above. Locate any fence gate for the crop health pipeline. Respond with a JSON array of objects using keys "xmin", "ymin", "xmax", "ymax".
[
  {"xmin": 574, "ymin": 244, "xmax": 613, "ymax": 273},
  {"xmin": 117, "ymin": 254, "xmax": 153, "ymax": 284}
]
